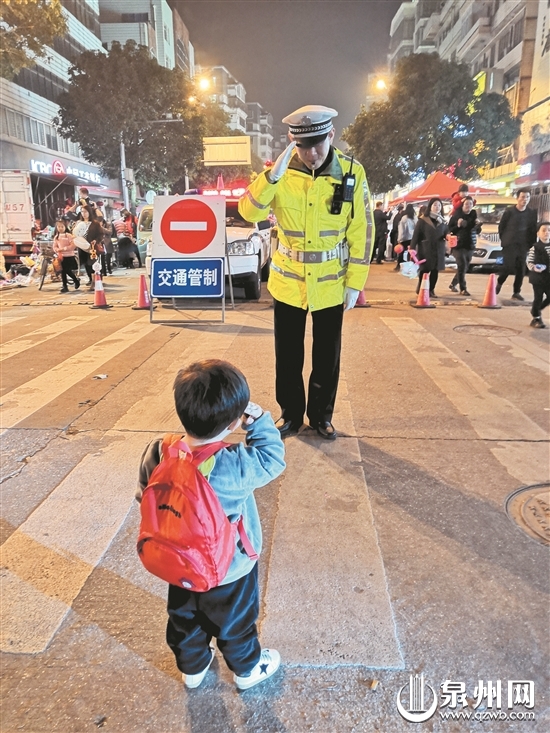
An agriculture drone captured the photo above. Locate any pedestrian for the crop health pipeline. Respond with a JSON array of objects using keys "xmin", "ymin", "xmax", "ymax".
[
  {"xmin": 395, "ymin": 203, "xmax": 416, "ymax": 271},
  {"xmin": 100, "ymin": 219, "xmax": 114, "ymax": 275},
  {"xmin": 526, "ymin": 221, "xmax": 550, "ymax": 328},
  {"xmin": 410, "ymin": 197, "xmax": 449, "ymax": 298},
  {"xmin": 238, "ymin": 105, "xmax": 373, "ymax": 440},
  {"xmin": 114, "ymin": 210, "xmax": 140, "ymax": 268},
  {"xmin": 72, "ymin": 205, "xmax": 103, "ymax": 287},
  {"xmin": 137, "ymin": 359, "xmax": 286, "ymax": 690},
  {"xmin": 448, "ymin": 196, "xmax": 481, "ymax": 296},
  {"xmin": 390, "ymin": 203, "xmax": 405, "ymax": 258},
  {"xmin": 373, "ymin": 201, "xmax": 391, "ymax": 263},
  {"xmin": 52, "ymin": 219, "xmax": 80, "ymax": 293},
  {"xmin": 496, "ymin": 188, "xmax": 538, "ymax": 300},
  {"xmin": 450, "ymin": 183, "xmax": 471, "ymax": 215}
]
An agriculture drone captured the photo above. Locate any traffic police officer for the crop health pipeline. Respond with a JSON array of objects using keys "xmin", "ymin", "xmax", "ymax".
[{"xmin": 239, "ymin": 105, "xmax": 374, "ymax": 440}]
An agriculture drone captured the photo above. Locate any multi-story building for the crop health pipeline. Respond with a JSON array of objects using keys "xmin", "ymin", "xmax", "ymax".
[
  {"xmin": 99, "ymin": 0, "xmax": 175, "ymax": 69},
  {"xmin": 259, "ymin": 109, "xmax": 273, "ymax": 163},
  {"xmin": 0, "ymin": 0, "xmax": 120, "ymax": 226},
  {"xmin": 246, "ymin": 102, "xmax": 262, "ymax": 158},
  {"xmin": 388, "ymin": 1, "xmax": 548, "ymax": 196},
  {"xmin": 203, "ymin": 66, "xmax": 248, "ymax": 134}
]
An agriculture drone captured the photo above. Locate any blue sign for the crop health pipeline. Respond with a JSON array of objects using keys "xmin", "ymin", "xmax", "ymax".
[{"xmin": 151, "ymin": 258, "xmax": 224, "ymax": 298}]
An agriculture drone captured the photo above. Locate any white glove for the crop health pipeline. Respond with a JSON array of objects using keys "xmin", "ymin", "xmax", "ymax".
[
  {"xmin": 243, "ymin": 401, "xmax": 264, "ymax": 425},
  {"xmin": 534, "ymin": 264, "xmax": 547, "ymax": 272},
  {"xmin": 344, "ymin": 287, "xmax": 361, "ymax": 311},
  {"xmin": 268, "ymin": 141, "xmax": 296, "ymax": 182}
]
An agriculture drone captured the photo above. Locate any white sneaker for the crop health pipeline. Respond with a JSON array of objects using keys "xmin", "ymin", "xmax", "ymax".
[
  {"xmin": 234, "ymin": 648, "xmax": 281, "ymax": 690},
  {"xmin": 182, "ymin": 647, "xmax": 215, "ymax": 689}
]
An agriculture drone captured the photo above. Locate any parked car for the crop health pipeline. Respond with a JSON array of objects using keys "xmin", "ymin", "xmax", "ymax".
[
  {"xmin": 467, "ymin": 194, "xmax": 516, "ymax": 272},
  {"xmin": 144, "ymin": 199, "xmax": 272, "ymax": 300},
  {"xmin": 137, "ymin": 205, "xmax": 153, "ymax": 264}
]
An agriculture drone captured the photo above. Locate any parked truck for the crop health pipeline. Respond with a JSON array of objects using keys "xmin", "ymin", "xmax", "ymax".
[{"xmin": 0, "ymin": 170, "xmax": 36, "ymax": 267}]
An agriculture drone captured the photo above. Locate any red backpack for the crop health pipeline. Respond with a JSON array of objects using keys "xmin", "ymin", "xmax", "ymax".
[{"xmin": 137, "ymin": 434, "xmax": 258, "ymax": 591}]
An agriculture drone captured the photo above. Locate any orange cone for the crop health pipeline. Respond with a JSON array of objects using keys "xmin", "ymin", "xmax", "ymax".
[
  {"xmin": 355, "ymin": 289, "xmax": 370, "ymax": 308},
  {"xmin": 133, "ymin": 274, "xmax": 152, "ymax": 310},
  {"xmin": 478, "ymin": 273, "xmax": 501, "ymax": 309},
  {"xmin": 90, "ymin": 273, "xmax": 112, "ymax": 309},
  {"xmin": 411, "ymin": 273, "xmax": 435, "ymax": 308}
]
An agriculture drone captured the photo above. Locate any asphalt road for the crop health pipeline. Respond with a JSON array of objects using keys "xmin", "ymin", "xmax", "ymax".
[{"xmin": 1, "ymin": 264, "xmax": 549, "ymax": 733}]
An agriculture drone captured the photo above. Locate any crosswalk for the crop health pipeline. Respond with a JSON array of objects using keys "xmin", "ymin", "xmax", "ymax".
[{"xmin": 1, "ymin": 305, "xmax": 548, "ymax": 662}]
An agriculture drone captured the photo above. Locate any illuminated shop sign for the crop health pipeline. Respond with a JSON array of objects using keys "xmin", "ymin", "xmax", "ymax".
[
  {"xmin": 515, "ymin": 163, "xmax": 532, "ymax": 178},
  {"xmin": 29, "ymin": 158, "xmax": 101, "ymax": 183}
]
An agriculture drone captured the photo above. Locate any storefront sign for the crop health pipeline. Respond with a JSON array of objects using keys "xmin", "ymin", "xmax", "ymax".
[{"xmin": 29, "ymin": 158, "xmax": 101, "ymax": 184}]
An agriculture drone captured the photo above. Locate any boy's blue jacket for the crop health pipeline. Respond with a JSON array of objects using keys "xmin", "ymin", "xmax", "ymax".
[{"xmin": 137, "ymin": 412, "xmax": 285, "ymax": 586}]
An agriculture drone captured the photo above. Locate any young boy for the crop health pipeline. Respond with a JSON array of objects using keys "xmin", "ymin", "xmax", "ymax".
[
  {"xmin": 137, "ymin": 359, "xmax": 286, "ymax": 689},
  {"xmin": 526, "ymin": 221, "xmax": 550, "ymax": 328}
]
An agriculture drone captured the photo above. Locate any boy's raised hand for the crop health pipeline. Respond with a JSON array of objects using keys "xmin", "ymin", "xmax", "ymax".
[{"xmin": 243, "ymin": 401, "xmax": 264, "ymax": 425}]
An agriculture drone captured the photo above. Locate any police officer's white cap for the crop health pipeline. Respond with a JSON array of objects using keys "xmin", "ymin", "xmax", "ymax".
[{"xmin": 282, "ymin": 105, "xmax": 338, "ymax": 139}]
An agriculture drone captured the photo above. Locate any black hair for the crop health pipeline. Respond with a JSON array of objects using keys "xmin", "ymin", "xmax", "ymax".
[
  {"xmin": 426, "ymin": 197, "xmax": 443, "ymax": 216},
  {"xmin": 405, "ymin": 203, "xmax": 415, "ymax": 219},
  {"xmin": 79, "ymin": 204, "xmax": 97, "ymax": 222},
  {"xmin": 537, "ymin": 221, "xmax": 550, "ymax": 230},
  {"xmin": 173, "ymin": 359, "xmax": 250, "ymax": 440},
  {"xmin": 516, "ymin": 188, "xmax": 531, "ymax": 196},
  {"xmin": 458, "ymin": 183, "xmax": 469, "ymax": 193},
  {"xmin": 53, "ymin": 219, "xmax": 68, "ymax": 238},
  {"xmin": 462, "ymin": 196, "xmax": 474, "ymax": 203},
  {"xmin": 79, "ymin": 187, "xmax": 89, "ymax": 194}
]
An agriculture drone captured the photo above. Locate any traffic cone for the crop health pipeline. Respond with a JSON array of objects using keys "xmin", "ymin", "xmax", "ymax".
[
  {"xmin": 90, "ymin": 273, "xmax": 112, "ymax": 309},
  {"xmin": 355, "ymin": 289, "xmax": 370, "ymax": 308},
  {"xmin": 478, "ymin": 273, "xmax": 501, "ymax": 309},
  {"xmin": 411, "ymin": 272, "xmax": 435, "ymax": 308},
  {"xmin": 132, "ymin": 274, "xmax": 152, "ymax": 310}
]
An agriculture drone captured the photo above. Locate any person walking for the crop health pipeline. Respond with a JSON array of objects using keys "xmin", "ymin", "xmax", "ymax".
[
  {"xmin": 72, "ymin": 205, "xmax": 103, "ymax": 287},
  {"xmin": 239, "ymin": 105, "xmax": 373, "ymax": 441},
  {"xmin": 373, "ymin": 202, "xmax": 391, "ymax": 264},
  {"xmin": 53, "ymin": 219, "xmax": 80, "ymax": 293},
  {"xmin": 448, "ymin": 196, "xmax": 481, "ymax": 296},
  {"xmin": 496, "ymin": 189, "xmax": 538, "ymax": 300},
  {"xmin": 100, "ymin": 219, "xmax": 114, "ymax": 275},
  {"xmin": 526, "ymin": 221, "xmax": 550, "ymax": 328},
  {"xmin": 395, "ymin": 204, "xmax": 416, "ymax": 271},
  {"xmin": 113, "ymin": 210, "xmax": 139, "ymax": 268},
  {"xmin": 410, "ymin": 197, "xmax": 449, "ymax": 298},
  {"xmin": 390, "ymin": 203, "xmax": 405, "ymax": 260}
]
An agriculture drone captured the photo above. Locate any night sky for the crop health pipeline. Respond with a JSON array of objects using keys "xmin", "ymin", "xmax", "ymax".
[{"xmin": 175, "ymin": 0, "xmax": 402, "ymax": 143}]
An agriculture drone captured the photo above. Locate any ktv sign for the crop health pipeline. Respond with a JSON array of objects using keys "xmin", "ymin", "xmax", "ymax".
[{"xmin": 29, "ymin": 158, "xmax": 101, "ymax": 184}]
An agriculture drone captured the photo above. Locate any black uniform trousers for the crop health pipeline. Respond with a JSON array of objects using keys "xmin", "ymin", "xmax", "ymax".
[
  {"xmin": 274, "ymin": 299, "xmax": 344, "ymax": 426},
  {"xmin": 497, "ymin": 253, "xmax": 526, "ymax": 294},
  {"xmin": 166, "ymin": 565, "xmax": 261, "ymax": 676},
  {"xmin": 530, "ymin": 281, "xmax": 550, "ymax": 319}
]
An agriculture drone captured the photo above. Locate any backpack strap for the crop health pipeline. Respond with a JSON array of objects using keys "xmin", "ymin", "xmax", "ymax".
[{"xmin": 236, "ymin": 517, "xmax": 259, "ymax": 560}]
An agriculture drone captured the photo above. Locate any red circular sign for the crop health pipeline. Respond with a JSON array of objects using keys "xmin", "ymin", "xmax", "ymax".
[{"xmin": 160, "ymin": 199, "xmax": 218, "ymax": 254}]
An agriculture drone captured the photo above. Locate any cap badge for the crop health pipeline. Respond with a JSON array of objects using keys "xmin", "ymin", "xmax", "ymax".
[{"xmin": 300, "ymin": 115, "xmax": 312, "ymax": 125}]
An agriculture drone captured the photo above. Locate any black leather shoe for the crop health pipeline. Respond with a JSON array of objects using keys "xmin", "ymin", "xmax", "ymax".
[
  {"xmin": 511, "ymin": 292, "xmax": 524, "ymax": 301},
  {"xmin": 276, "ymin": 418, "xmax": 302, "ymax": 439},
  {"xmin": 310, "ymin": 420, "xmax": 337, "ymax": 441}
]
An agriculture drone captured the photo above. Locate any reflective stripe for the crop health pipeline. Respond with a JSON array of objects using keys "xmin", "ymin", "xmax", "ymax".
[
  {"xmin": 317, "ymin": 269, "xmax": 347, "ymax": 282},
  {"xmin": 280, "ymin": 227, "xmax": 305, "ymax": 238},
  {"xmin": 278, "ymin": 243, "xmax": 340, "ymax": 263},
  {"xmin": 245, "ymin": 190, "xmax": 269, "ymax": 210},
  {"xmin": 350, "ymin": 256, "xmax": 370, "ymax": 265},
  {"xmin": 271, "ymin": 262, "xmax": 306, "ymax": 281},
  {"xmin": 319, "ymin": 228, "xmax": 346, "ymax": 237}
]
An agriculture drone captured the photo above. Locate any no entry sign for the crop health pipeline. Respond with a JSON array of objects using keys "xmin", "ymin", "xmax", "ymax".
[{"xmin": 152, "ymin": 195, "xmax": 225, "ymax": 259}]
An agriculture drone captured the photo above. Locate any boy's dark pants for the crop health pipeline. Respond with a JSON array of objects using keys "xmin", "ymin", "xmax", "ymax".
[
  {"xmin": 167, "ymin": 565, "xmax": 261, "ymax": 676},
  {"xmin": 531, "ymin": 280, "xmax": 550, "ymax": 319}
]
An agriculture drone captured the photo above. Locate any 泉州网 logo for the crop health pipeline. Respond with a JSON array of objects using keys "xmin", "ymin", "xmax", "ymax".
[{"xmin": 396, "ymin": 674, "xmax": 438, "ymax": 722}]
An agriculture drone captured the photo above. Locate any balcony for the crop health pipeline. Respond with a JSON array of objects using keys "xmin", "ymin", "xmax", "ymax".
[
  {"xmin": 423, "ymin": 13, "xmax": 440, "ymax": 42},
  {"xmin": 456, "ymin": 17, "xmax": 492, "ymax": 63}
]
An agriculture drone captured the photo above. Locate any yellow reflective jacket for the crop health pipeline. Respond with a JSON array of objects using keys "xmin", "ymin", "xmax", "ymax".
[{"xmin": 238, "ymin": 147, "xmax": 374, "ymax": 311}]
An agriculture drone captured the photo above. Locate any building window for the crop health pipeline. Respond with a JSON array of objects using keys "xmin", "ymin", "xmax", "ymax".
[
  {"xmin": 60, "ymin": 0, "xmax": 101, "ymax": 39},
  {"xmin": 13, "ymin": 65, "xmax": 69, "ymax": 104},
  {"xmin": 121, "ymin": 13, "xmax": 149, "ymax": 23}
]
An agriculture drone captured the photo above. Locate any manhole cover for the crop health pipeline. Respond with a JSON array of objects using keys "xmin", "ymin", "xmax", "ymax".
[
  {"xmin": 505, "ymin": 483, "xmax": 550, "ymax": 546},
  {"xmin": 453, "ymin": 325, "xmax": 521, "ymax": 336}
]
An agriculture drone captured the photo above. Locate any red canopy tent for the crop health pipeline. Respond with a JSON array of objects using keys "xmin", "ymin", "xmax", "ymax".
[{"xmin": 389, "ymin": 171, "xmax": 494, "ymax": 205}]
